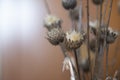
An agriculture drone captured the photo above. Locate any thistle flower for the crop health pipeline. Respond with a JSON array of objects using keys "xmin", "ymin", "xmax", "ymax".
[
  {"xmin": 90, "ymin": 21, "xmax": 119, "ymax": 44},
  {"xmin": 44, "ymin": 15, "xmax": 62, "ymax": 31},
  {"xmin": 64, "ymin": 30, "xmax": 84, "ymax": 50},
  {"xmin": 47, "ymin": 28, "xmax": 65, "ymax": 45},
  {"xmin": 62, "ymin": 0, "xmax": 77, "ymax": 10},
  {"xmin": 106, "ymin": 28, "xmax": 119, "ymax": 44},
  {"xmin": 92, "ymin": 0, "xmax": 104, "ymax": 5}
]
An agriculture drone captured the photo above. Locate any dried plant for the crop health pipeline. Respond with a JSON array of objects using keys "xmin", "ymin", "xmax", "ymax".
[{"xmin": 43, "ymin": 0, "xmax": 119, "ymax": 80}]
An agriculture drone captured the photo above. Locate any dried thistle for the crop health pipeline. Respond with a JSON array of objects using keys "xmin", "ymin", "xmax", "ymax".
[
  {"xmin": 62, "ymin": 0, "xmax": 77, "ymax": 10},
  {"xmin": 44, "ymin": 15, "xmax": 62, "ymax": 31},
  {"xmin": 64, "ymin": 30, "xmax": 84, "ymax": 50},
  {"xmin": 106, "ymin": 28, "xmax": 119, "ymax": 44},
  {"xmin": 92, "ymin": 0, "xmax": 104, "ymax": 5},
  {"xmin": 89, "ymin": 21, "xmax": 119, "ymax": 44},
  {"xmin": 47, "ymin": 28, "xmax": 65, "ymax": 45}
]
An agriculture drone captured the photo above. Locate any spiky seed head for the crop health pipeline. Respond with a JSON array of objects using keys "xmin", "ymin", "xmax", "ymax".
[
  {"xmin": 64, "ymin": 30, "xmax": 84, "ymax": 50},
  {"xmin": 47, "ymin": 28, "xmax": 65, "ymax": 45},
  {"xmin": 106, "ymin": 28, "xmax": 119, "ymax": 44},
  {"xmin": 62, "ymin": 0, "xmax": 77, "ymax": 10},
  {"xmin": 44, "ymin": 15, "xmax": 62, "ymax": 31},
  {"xmin": 92, "ymin": 0, "xmax": 104, "ymax": 5}
]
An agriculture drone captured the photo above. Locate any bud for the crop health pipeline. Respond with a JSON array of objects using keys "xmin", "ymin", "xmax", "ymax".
[
  {"xmin": 47, "ymin": 28, "xmax": 65, "ymax": 45},
  {"xmin": 106, "ymin": 28, "xmax": 119, "ymax": 44},
  {"xmin": 92, "ymin": 0, "xmax": 104, "ymax": 5},
  {"xmin": 62, "ymin": 0, "xmax": 77, "ymax": 10},
  {"xmin": 44, "ymin": 15, "xmax": 62, "ymax": 31}
]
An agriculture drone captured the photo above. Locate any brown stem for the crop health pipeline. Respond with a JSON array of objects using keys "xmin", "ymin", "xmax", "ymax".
[
  {"xmin": 102, "ymin": 0, "xmax": 108, "ymax": 23},
  {"xmin": 59, "ymin": 43, "xmax": 67, "ymax": 57},
  {"xmin": 86, "ymin": 0, "xmax": 92, "ymax": 80},
  {"xmin": 70, "ymin": 10, "xmax": 77, "ymax": 31},
  {"xmin": 44, "ymin": 0, "xmax": 51, "ymax": 14},
  {"xmin": 105, "ymin": 0, "xmax": 113, "ymax": 77},
  {"xmin": 78, "ymin": 0, "xmax": 83, "ymax": 32},
  {"xmin": 93, "ymin": 1, "xmax": 104, "ymax": 79},
  {"xmin": 94, "ymin": 44, "xmax": 104, "ymax": 80},
  {"xmin": 74, "ymin": 50, "xmax": 81, "ymax": 80},
  {"xmin": 59, "ymin": 43, "xmax": 77, "ymax": 77}
]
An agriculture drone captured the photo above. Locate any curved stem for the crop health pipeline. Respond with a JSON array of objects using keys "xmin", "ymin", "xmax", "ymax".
[{"xmin": 74, "ymin": 50, "xmax": 81, "ymax": 80}]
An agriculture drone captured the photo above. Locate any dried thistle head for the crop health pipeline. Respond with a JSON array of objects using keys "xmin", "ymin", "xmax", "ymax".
[
  {"xmin": 92, "ymin": 0, "xmax": 104, "ymax": 5},
  {"xmin": 44, "ymin": 15, "xmax": 62, "ymax": 31},
  {"xmin": 62, "ymin": 0, "xmax": 77, "ymax": 10},
  {"xmin": 106, "ymin": 28, "xmax": 119, "ymax": 44},
  {"xmin": 90, "ymin": 20, "xmax": 119, "ymax": 44},
  {"xmin": 47, "ymin": 28, "xmax": 65, "ymax": 45},
  {"xmin": 89, "ymin": 20, "xmax": 99, "ymax": 35},
  {"xmin": 64, "ymin": 30, "xmax": 85, "ymax": 50}
]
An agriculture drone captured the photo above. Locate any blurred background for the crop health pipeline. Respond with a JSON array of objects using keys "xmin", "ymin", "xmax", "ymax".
[{"xmin": 0, "ymin": 0, "xmax": 120, "ymax": 80}]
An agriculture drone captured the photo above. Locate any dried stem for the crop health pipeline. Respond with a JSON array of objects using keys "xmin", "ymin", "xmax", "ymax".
[
  {"xmin": 102, "ymin": 0, "xmax": 109, "ymax": 23},
  {"xmin": 105, "ymin": 0, "xmax": 113, "ymax": 77},
  {"xmin": 44, "ymin": 0, "xmax": 51, "ymax": 14},
  {"xmin": 70, "ymin": 10, "xmax": 77, "ymax": 30},
  {"xmin": 94, "ymin": 45, "xmax": 104, "ymax": 80},
  {"xmin": 93, "ymin": 6, "xmax": 99, "ymax": 79},
  {"xmin": 106, "ymin": 44, "xmax": 109, "ymax": 77},
  {"xmin": 93, "ymin": 2, "xmax": 104, "ymax": 79},
  {"xmin": 59, "ymin": 43, "xmax": 68, "ymax": 57},
  {"xmin": 74, "ymin": 50, "xmax": 81, "ymax": 80},
  {"xmin": 78, "ymin": 0, "xmax": 83, "ymax": 32},
  {"xmin": 60, "ymin": 43, "xmax": 78, "ymax": 79},
  {"xmin": 86, "ymin": 0, "xmax": 92, "ymax": 80},
  {"xmin": 78, "ymin": 1, "xmax": 86, "ymax": 80}
]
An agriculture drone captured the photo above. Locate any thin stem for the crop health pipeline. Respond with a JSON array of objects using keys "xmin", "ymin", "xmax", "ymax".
[
  {"xmin": 79, "ymin": 0, "xmax": 83, "ymax": 32},
  {"xmin": 105, "ymin": 0, "xmax": 113, "ymax": 77},
  {"xmin": 44, "ymin": 0, "xmax": 51, "ymax": 14},
  {"xmin": 102, "ymin": 0, "xmax": 109, "ymax": 23},
  {"xmin": 60, "ymin": 43, "xmax": 77, "ymax": 77},
  {"xmin": 59, "ymin": 43, "xmax": 67, "ymax": 57},
  {"xmin": 106, "ymin": 44, "xmax": 109, "ymax": 77},
  {"xmin": 106, "ymin": 0, "xmax": 113, "ymax": 29},
  {"xmin": 70, "ymin": 10, "xmax": 77, "ymax": 30},
  {"xmin": 86, "ymin": 0, "xmax": 92, "ymax": 80},
  {"xmin": 78, "ymin": 1, "xmax": 85, "ymax": 80},
  {"xmin": 74, "ymin": 50, "xmax": 81, "ymax": 80},
  {"xmin": 93, "ymin": 1, "xmax": 103, "ymax": 79},
  {"xmin": 93, "ymin": 6, "xmax": 99, "ymax": 78}
]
